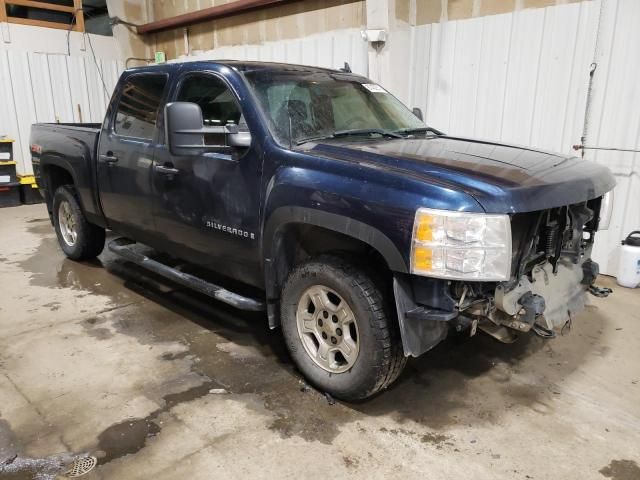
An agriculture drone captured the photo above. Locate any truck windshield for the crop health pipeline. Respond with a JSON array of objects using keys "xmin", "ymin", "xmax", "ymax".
[{"xmin": 243, "ymin": 70, "xmax": 427, "ymax": 146}]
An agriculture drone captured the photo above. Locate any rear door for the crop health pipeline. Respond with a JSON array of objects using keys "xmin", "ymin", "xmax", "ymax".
[
  {"xmin": 151, "ymin": 71, "xmax": 264, "ymax": 287},
  {"xmin": 97, "ymin": 72, "xmax": 169, "ymax": 241}
]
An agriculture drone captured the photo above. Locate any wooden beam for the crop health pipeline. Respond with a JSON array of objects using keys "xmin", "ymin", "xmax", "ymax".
[
  {"xmin": 7, "ymin": 16, "xmax": 81, "ymax": 31},
  {"xmin": 73, "ymin": 0, "xmax": 83, "ymax": 32},
  {"xmin": 6, "ymin": 0, "xmax": 75, "ymax": 13},
  {"xmin": 0, "ymin": 0, "xmax": 7, "ymax": 23},
  {"xmin": 137, "ymin": 0, "xmax": 292, "ymax": 34}
]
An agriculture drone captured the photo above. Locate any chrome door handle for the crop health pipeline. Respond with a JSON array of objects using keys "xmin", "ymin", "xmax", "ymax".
[
  {"xmin": 154, "ymin": 165, "xmax": 179, "ymax": 176},
  {"xmin": 99, "ymin": 154, "xmax": 118, "ymax": 164}
]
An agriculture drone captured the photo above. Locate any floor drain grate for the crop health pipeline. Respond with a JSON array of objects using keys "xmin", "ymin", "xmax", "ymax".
[{"xmin": 64, "ymin": 455, "xmax": 97, "ymax": 477}]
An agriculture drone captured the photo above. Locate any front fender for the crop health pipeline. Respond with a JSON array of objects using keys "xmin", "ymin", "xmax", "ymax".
[{"xmin": 264, "ymin": 206, "xmax": 408, "ymax": 273}]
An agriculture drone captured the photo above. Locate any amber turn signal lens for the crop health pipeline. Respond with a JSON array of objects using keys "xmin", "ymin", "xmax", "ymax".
[
  {"xmin": 413, "ymin": 245, "xmax": 433, "ymax": 271},
  {"xmin": 415, "ymin": 214, "xmax": 435, "ymax": 242}
]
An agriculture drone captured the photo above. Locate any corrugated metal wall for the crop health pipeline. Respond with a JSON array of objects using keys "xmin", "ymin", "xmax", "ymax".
[
  {"xmin": 392, "ymin": 0, "xmax": 639, "ymax": 275},
  {"xmin": 0, "ymin": 45, "xmax": 123, "ymax": 176},
  {"xmin": 173, "ymin": 28, "xmax": 369, "ymax": 77}
]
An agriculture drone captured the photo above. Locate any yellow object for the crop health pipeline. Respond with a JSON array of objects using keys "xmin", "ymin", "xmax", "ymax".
[
  {"xmin": 414, "ymin": 213, "xmax": 436, "ymax": 242},
  {"xmin": 0, "ymin": 161, "xmax": 16, "ymax": 166},
  {"xmin": 18, "ymin": 175, "xmax": 39, "ymax": 188},
  {"xmin": 413, "ymin": 245, "xmax": 433, "ymax": 271},
  {"xmin": 0, "ymin": 138, "xmax": 15, "ymax": 143}
]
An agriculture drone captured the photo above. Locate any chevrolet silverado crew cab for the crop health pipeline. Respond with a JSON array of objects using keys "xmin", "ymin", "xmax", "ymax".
[{"xmin": 30, "ymin": 61, "xmax": 615, "ymax": 400}]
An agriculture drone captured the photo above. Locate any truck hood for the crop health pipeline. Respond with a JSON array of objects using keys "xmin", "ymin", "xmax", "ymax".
[{"xmin": 304, "ymin": 135, "xmax": 616, "ymax": 213}]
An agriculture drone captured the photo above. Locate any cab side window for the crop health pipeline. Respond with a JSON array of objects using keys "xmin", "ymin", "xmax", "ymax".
[
  {"xmin": 176, "ymin": 74, "xmax": 245, "ymax": 146},
  {"xmin": 114, "ymin": 74, "xmax": 167, "ymax": 139}
]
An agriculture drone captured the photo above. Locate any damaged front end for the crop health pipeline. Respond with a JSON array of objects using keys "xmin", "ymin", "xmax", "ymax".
[{"xmin": 395, "ymin": 196, "xmax": 609, "ymax": 357}]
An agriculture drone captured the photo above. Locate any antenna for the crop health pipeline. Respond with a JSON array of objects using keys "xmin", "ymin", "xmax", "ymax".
[
  {"xmin": 288, "ymin": 106, "xmax": 293, "ymax": 149},
  {"xmin": 339, "ymin": 62, "xmax": 352, "ymax": 73}
]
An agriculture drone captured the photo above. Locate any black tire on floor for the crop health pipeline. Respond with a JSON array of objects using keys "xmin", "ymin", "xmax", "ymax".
[
  {"xmin": 52, "ymin": 185, "xmax": 105, "ymax": 261},
  {"xmin": 280, "ymin": 255, "xmax": 407, "ymax": 401}
]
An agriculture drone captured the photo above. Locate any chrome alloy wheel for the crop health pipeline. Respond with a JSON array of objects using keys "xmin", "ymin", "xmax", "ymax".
[
  {"xmin": 58, "ymin": 200, "xmax": 77, "ymax": 246},
  {"xmin": 296, "ymin": 285, "xmax": 360, "ymax": 373}
]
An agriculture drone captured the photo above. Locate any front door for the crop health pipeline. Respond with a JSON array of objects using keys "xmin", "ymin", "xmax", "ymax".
[
  {"xmin": 97, "ymin": 72, "xmax": 168, "ymax": 241},
  {"xmin": 151, "ymin": 72, "xmax": 263, "ymax": 287}
]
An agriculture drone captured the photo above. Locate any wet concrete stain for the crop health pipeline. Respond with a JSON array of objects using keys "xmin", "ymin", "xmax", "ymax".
[
  {"xmin": 86, "ymin": 327, "xmax": 114, "ymax": 340},
  {"xmin": 160, "ymin": 351, "xmax": 191, "ymax": 361},
  {"xmin": 97, "ymin": 418, "xmax": 161, "ymax": 464},
  {"xmin": 421, "ymin": 431, "xmax": 451, "ymax": 446},
  {"xmin": 342, "ymin": 455, "xmax": 359, "ymax": 469},
  {"xmin": 17, "ymin": 226, "xmax": 134, "ymax": 305},
  {"xmin": 379, "ymin": 426, "xmax": 453, "ymax": 450},
  {"xmin": 42, "ymin": 302, "xmax": 61, "ymax": 312},
  {"xmin": 599, "ymin": 459, "xmax": 640, "ymax": 480},
  {"xmin": 95, "ymin": 380, "xmax": 220, "ymax": 465}
]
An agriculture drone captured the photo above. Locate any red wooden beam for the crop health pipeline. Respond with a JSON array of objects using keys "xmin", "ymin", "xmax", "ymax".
[{"xmin": 136, "ymin": 0, "xmax": 294, "ymax": 35}]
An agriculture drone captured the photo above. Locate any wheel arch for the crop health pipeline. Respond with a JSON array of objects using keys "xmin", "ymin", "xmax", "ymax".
[
  {"xmin": 40, "ymin": 158, "xmax": 82, "ymax": 214},
  {"xmin": 263, "ymin": 207, "xmax": 408, "ymax": 328}
]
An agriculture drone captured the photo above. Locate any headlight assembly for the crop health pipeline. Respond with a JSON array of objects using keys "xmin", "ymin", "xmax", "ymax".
[{"xmin": 410, "ymin": 208, "xmax": 512, "ymax": 281}]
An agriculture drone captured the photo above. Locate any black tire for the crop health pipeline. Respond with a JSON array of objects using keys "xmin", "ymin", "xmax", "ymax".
[
  {"xmin": 52, "ymin": 185, "xmax": 105, "ymax": 261},
  {"xmin": 280, "ymin": 256, "xmax": 407, "ymax": 401}
]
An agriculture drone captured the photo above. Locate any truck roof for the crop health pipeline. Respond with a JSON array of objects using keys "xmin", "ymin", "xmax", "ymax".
[{"xmin": 125, "ymin": 60, "xmax": 347, "ymax": 75}]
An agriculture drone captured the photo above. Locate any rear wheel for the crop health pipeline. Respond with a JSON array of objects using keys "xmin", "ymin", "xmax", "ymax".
[
  {"xmin": 280, "ymin": 256, "xmax": 406, "ymax": 401},
  {"xmin": 53, "ymin": 185, "xmax": 105, "ymax": 260}
]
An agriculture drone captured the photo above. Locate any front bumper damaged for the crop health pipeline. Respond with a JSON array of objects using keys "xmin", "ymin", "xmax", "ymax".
[
  {"xmin": 492, "ymin": 259, "xmax": 596, "ymax": 333},
  {"xmin": 393, "ymin": 258, "xmax": 600, "ymax": 358}
]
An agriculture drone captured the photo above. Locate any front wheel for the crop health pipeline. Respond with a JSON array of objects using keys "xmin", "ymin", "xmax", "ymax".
[
  {"xmin": 53, "ymin": 185, "xmax": 105, "ymax": 261},
  {"xmin": 280, "ymin": 256, "xmax": 406, "ymax": 401}
]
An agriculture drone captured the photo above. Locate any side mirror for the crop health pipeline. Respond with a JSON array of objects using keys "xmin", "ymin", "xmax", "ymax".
[
  {"xmin": 165, "ymin": 102, "xmax": 252, "ymax": 155},
  {"xmin": 226, "ymin": 125, "xmax": 252, "ymax": 148},
  {"xmin": 412, "ymin": 107, "xmax": 424, "ymax": 121}
]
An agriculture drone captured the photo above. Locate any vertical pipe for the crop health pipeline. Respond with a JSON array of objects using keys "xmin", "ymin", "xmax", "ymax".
[{"xmin": 580, "ymin": 0, "xmax": 607, "ymax": 157}]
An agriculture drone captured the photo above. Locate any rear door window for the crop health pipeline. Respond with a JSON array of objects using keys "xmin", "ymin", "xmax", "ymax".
[{"xmin": 114, "ymin": 74, "xmax": 168, "ymax": 140}]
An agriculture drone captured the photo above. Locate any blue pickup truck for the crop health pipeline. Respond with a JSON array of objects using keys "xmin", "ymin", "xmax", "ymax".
[{"xmin": 30, "ymin": 61, "xmax": 615, "ymax": 400}]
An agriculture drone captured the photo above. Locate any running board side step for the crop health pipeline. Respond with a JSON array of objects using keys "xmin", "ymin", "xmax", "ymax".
[{"xmin": 108, "ymin": 238, "xmax": 265, "ymax": 311}]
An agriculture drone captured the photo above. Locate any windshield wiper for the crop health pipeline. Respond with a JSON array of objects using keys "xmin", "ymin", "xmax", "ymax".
[
  {"xmin": 333, "ymin": 128, "xmax": 403, "ymax": 139},
  {"xmin": 296, "ymin": 128, "xmax": 402, "ymax": 145},
  {"xmin": 296, "ymin": 134, "xmax": 336, "ymax": 145},
  {"xmin": 394, "ymin": 127, "xmax": 444, "ymax": 136}
]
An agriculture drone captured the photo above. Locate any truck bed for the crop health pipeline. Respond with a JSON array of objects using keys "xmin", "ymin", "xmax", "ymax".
[{"xmin": 31, "ymin": 122, "xmax": 102, "ymax": 224}]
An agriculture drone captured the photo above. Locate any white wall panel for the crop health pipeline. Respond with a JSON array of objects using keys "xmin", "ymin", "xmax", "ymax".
[
  {"xmin": 178, "ymin": 28, "xmax": 368, "ymax": 76},
  {"xmin": 397, "ymin": 0, "xmax": 639, "ymax": 275},
  {"xmin": 0, "ymin": 29, "xmax": 123, "ymax": 175}
]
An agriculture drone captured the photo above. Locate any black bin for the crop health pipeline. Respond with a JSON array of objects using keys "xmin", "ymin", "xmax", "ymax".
[
  {"xmin": 0, "ymin": 162, "xmax": 17, "ymax": 184},
  {"xmin": 0, "ymin": 182, "xmax": 21, "ymax": 208},
  {"xmin": 19, "ymin": 184, "xmax": 44, "ymax": 204},
  {"xmin": 0, "ymin": 141, "xmax": 13, "ymax": 161}
]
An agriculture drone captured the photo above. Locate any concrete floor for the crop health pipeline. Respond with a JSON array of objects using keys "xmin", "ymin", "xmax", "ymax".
[{"xmin": 0, "ymin": 204, "xmax": 639, "ymax": 480}]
